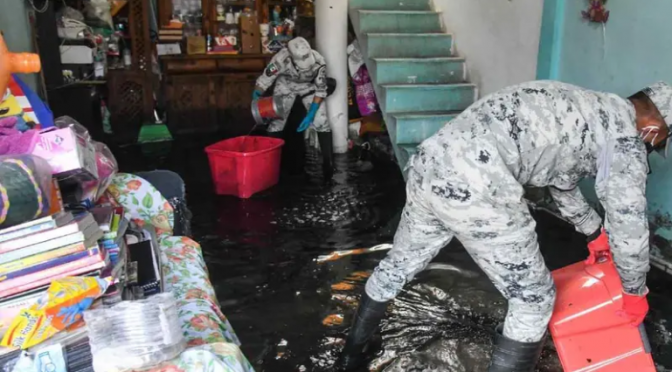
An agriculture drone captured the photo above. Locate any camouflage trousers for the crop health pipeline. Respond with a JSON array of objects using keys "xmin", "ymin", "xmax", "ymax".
[
  {"xmin": 366, "ymin": 136, "xmax": 556, "ymax": 343},
  {"xmin": 267, "ymin": 77, "xmax": 330, "ymax": 133}
]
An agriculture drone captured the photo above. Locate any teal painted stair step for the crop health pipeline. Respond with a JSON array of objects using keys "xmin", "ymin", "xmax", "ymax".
[
  {"xmin": 393, "ymin": 111, "xmax": 459, "ymax": 145},
  {"xmin": 373, "ymin": 57, "xmax": 466, "ymax": 85},
  {"xmin": 381, "ymin": 83, "xmax": 476, "ymax": 114},
  {"xmin": 398, "ymin": 144, "xmax": 419, "ymax": 170},
  {"xmin": 366, "ymin": 34, "xmax": 454, "ymax": 58},
  {"xmin": 356, "ymin": 10, "xmax": 442, "ymax": 34},
  {"xmin": 349, "ymin": 0, "xmax": 431, "ymax": 11}
]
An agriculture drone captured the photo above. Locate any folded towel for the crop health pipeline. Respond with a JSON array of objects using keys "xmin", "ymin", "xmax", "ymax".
[{"xmin": 0, "ymin": 129, "xmax": 39, "ymax": 155}]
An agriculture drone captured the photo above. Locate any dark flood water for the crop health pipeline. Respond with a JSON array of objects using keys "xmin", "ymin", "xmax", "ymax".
[{"xmin": 116, "ymin": 137, "xmax": 672, "ymax": 372}]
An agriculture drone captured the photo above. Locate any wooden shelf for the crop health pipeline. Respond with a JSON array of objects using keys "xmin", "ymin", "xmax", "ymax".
[
  {"xmin": 223, "ymin": 1, "xmax": 255, "ymax": 6},
  {"xmin": 160, "ymin": 53, "xmax": 270, "ymax": 60},
  {"xmin": 72, "ymin": 80, "xmax": 108, "ymax": 86}
]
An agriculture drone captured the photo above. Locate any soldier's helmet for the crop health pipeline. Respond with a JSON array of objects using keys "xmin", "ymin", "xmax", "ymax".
[{"xmin": 641, "ymin": 81, "xmax": 672, "ymax": 157}]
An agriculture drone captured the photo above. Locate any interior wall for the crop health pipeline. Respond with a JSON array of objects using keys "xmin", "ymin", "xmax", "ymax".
[
  {"xmin": 558, "ymin": 0, "xmax": 672, "ymax": 96},
  {"xmin": 0, "ymin": 1, "xmax": 40, "ymax": 93},
  {"xmin": 538, "ymin": 0, "xmax": 672, "ymax": 267},
  {"xmin": 433, "ymin": 0, "xmax": 544, "ymax": 96}
]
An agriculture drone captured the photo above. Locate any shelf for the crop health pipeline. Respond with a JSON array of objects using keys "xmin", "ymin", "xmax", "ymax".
[
  {"xmin": 268, "ymin": 1, "xmax": 297, "ymax": 6},
  {"xmin": 223, "ymin": 1, "xmax": 255, "ymax": 6},
  {"xmin": 71, "ymin": 80, "xmax": 108, "ymax": 86},
  {"xmin": 160, "ymin": 53, "xmax": 271, "ymax": 60}
]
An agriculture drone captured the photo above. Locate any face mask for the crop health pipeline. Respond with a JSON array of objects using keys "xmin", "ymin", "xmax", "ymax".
[
  {"xmin": 640, "ymin": 125, "xmax": 660, "ymax": 154},
  {"xmin": 640, "ymin": 125, "xmax": 671, "ymax": 156}
]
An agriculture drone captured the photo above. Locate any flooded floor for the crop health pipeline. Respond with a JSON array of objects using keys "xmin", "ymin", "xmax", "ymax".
[{"xmin": 117, "ymin": 137, "xmax": 672, "ymax": 372}]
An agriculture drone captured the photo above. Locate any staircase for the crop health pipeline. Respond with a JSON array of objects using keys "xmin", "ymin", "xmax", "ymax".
[{"xmin": 349, "ymin": 0, "xmax": 477, "ymax": 174}]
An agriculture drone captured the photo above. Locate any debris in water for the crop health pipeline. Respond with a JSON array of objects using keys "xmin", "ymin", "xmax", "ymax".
[
  {"xmin": 322, "ymin": 314, "xmax": 344, "ymax": 327},
  {"xmin": 316, "ymin": 244, "xmax": 393, "ymax": 263},
  {"xmin": 654, "ymin": 319, "xmax": 672, "ymax": 345},
  {"xmin": 332, "ymin": 282, "xmax": 356, "ymax": 291},
  {"xmin": 322, "ymin": 337, "xmax": 343, "ymax": 346},
  {"xmin": 276, "ymin": 339, "xmax": 288, "ymax": 360},
  {"xmin": 346, "ymin": 271, "xmax": 372, "ymax": 281},
  {"xmin": 331, "ymin": 293, "xmax": 358, "ymax": 306}
]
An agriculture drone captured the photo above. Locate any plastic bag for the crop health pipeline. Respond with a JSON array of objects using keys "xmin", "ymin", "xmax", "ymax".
[
  {"xmin": 1, "ymin": 277, "xmax": 109, "ymax": 349},
  {"xmin": 52, "ymin": 116, "xmax": 118, "ymax": 203},
  {"xmin": 57, "ymin": 6, "xmax": 85, "ymax": 23},
  {"xmin": 84, "ymin": 293, "xmax": 186, "ymax": 372},
  {"xmin": 81, "ymin": 141, "xmax": 119, "ymax": 203},
  {"xmin": 83, "ymin": 0, "xmax": 113, "ymax": 28},
  {"xmin": 0, "ymin": 154, "xmax": 54, "ymax": 228},
  {"xmin": 53, "ymin": 116, "xmax": 91, "ymax": 141}
]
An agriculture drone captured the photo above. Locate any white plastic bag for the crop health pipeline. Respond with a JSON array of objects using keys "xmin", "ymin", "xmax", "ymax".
[{"xmin": 83, "ymin": 293, "xmax": 186, "ymax": 372}]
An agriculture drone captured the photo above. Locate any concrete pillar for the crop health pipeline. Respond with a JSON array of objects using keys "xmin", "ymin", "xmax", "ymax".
[{"xmin": 315, "ymin": 0, "xmax": 349, "ymax": 153}]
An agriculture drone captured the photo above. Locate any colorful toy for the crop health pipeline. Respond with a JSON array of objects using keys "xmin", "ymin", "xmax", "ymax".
[
  {"xmin": 0, "ymin": 34, "xmax": 42, "ymax": 134},
  {"xmin": 0, "ymin": 33, "xmax": 41, "ymax": 106}
]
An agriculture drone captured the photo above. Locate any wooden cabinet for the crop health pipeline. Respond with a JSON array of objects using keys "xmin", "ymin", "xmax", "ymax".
[
  {"xmin": 166, "ymin": 75, "xmax": 217, "ymax": 134},
  {"xmin": 162, "ymin": 55, "xmax": 271, "ymax": 135},
  {"xmin": 157, "ymin": 0, "xmax": 308, "ymax": 136},
  {"xmin": 218, "ymin": 73, "xmax": 259, "ymax": 136}
]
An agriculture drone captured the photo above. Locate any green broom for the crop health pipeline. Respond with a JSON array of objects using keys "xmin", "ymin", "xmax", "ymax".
[{"xmin": 138, "ymin": 111, "xmax": 173, "ymax": 157}]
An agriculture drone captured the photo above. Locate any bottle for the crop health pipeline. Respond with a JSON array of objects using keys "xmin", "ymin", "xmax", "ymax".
[
  {"xmin": 225, "ymin": 7, "xmax": 235, "ymax": 24},
  {"xmin": 123, "ymin": 49, "xmax": 132, "ymax": 68}
]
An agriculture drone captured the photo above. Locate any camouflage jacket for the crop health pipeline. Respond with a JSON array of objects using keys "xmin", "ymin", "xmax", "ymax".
[
  {"xmin": 421, "ymin": 81, "xmax": 649, "ymax": 295},
  {"xmin": 255, "ymin": 48, "xmax": 328, "ymax": 98}
]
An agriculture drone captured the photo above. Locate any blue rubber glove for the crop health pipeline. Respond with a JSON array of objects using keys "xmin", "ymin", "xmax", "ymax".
[
  {"xmin": 298, "ymin": 102, "xmax": 320, "ymax": 132},
  {"xmin": 252, "ymin": 90, "xmax": 262, "ymax": 101}
]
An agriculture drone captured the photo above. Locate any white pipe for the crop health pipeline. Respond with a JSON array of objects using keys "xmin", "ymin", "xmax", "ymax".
[{"xmin": 316, "ymin": 0, "xmax": 349, "ymax": 153}]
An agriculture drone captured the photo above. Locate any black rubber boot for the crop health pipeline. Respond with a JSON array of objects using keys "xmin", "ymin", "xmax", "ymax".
[
  {"xmin": 488, "ymin": 324, "xmax": 546, "ymax": 372},
  {"xmin": 335, "ymin": 293, "xmax": 389, "ymax": 371},
  {"xmin": 317, "ymin": 132, "xmax": 334, "ymax": 180}
]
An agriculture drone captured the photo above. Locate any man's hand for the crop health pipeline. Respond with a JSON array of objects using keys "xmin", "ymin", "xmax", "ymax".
[
  {"xmin": 586, "ymin": 228, "xmax": 610, "ymax": 265},
  {"xmin": 619, "ymin": 291, "xmax": 649, "ymax": 327}
]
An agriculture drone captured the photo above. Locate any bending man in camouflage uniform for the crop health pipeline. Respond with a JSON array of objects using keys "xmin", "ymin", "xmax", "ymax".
[
  {"xmin": 253, "ymin": 37, "xmax": 333, "ymax": 178},
  {"xmin": 337, "ymin": 81, "xmax": 672, "ymax": 371}
]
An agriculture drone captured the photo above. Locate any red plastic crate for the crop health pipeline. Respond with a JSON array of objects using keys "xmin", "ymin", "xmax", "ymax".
[{"xmin": 205, "ymin": 136, "xmax": 284, "ymax": 198}]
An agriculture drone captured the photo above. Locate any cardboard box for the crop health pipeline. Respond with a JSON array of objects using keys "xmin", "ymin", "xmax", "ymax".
[
  {"xmin": 240, "ymin": 15, "xmax": 261, "ymax": 54},
  {"xmin": 186, "ymin": 36, "xmax": 206, "ymax": 55},
  {"xmin": 32, "ymin": 127, "xmax": 98, "ymax": 182}
]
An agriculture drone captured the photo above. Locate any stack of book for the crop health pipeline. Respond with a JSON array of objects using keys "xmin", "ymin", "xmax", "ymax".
[
  {"xmin": 0, "ymin": 211, "xmax": 108, "ymax": 331},
  {"xmin": 158, "ymin": 28, "xmax": 184, "ymax": 43},
  {"xmin": 157, "ymin": 28, "xmax": 184, "ymax": 56}
]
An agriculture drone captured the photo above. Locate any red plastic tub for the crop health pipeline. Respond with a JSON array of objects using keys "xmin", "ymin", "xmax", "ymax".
[{"xmin": 205, "ymin": 136, "xmax": 284, "ymax": 198}]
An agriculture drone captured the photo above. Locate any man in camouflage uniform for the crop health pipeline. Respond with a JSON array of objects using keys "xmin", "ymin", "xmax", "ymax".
[
  {"xmin": 338, "ymin": 81, "xmax": 672, "ymax": 371},
  {"xmin": 254, "ymin": 37, "xmax": 333, "ymax": 178}
]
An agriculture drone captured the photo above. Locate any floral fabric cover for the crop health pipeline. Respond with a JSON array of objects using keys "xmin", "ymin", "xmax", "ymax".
[{"xmin": 102, "ymin": 173, "xmax": 254, "ymax": 372}]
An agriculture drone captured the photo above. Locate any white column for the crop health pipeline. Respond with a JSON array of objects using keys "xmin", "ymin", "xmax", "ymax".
[{"xmin": 315, "ymin": 0, "xmax": 349, "ymax": 153}]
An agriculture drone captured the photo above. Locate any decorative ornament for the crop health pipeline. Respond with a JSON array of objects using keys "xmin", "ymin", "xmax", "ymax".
[{"xmin": 582, "ymin": 0, "xmax": 609, "ymax": 24}]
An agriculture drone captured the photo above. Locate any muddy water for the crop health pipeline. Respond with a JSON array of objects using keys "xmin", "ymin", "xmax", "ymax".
[{"xmin": 117, "ymin": 140, "xmax": 672, "ymax": 372}]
